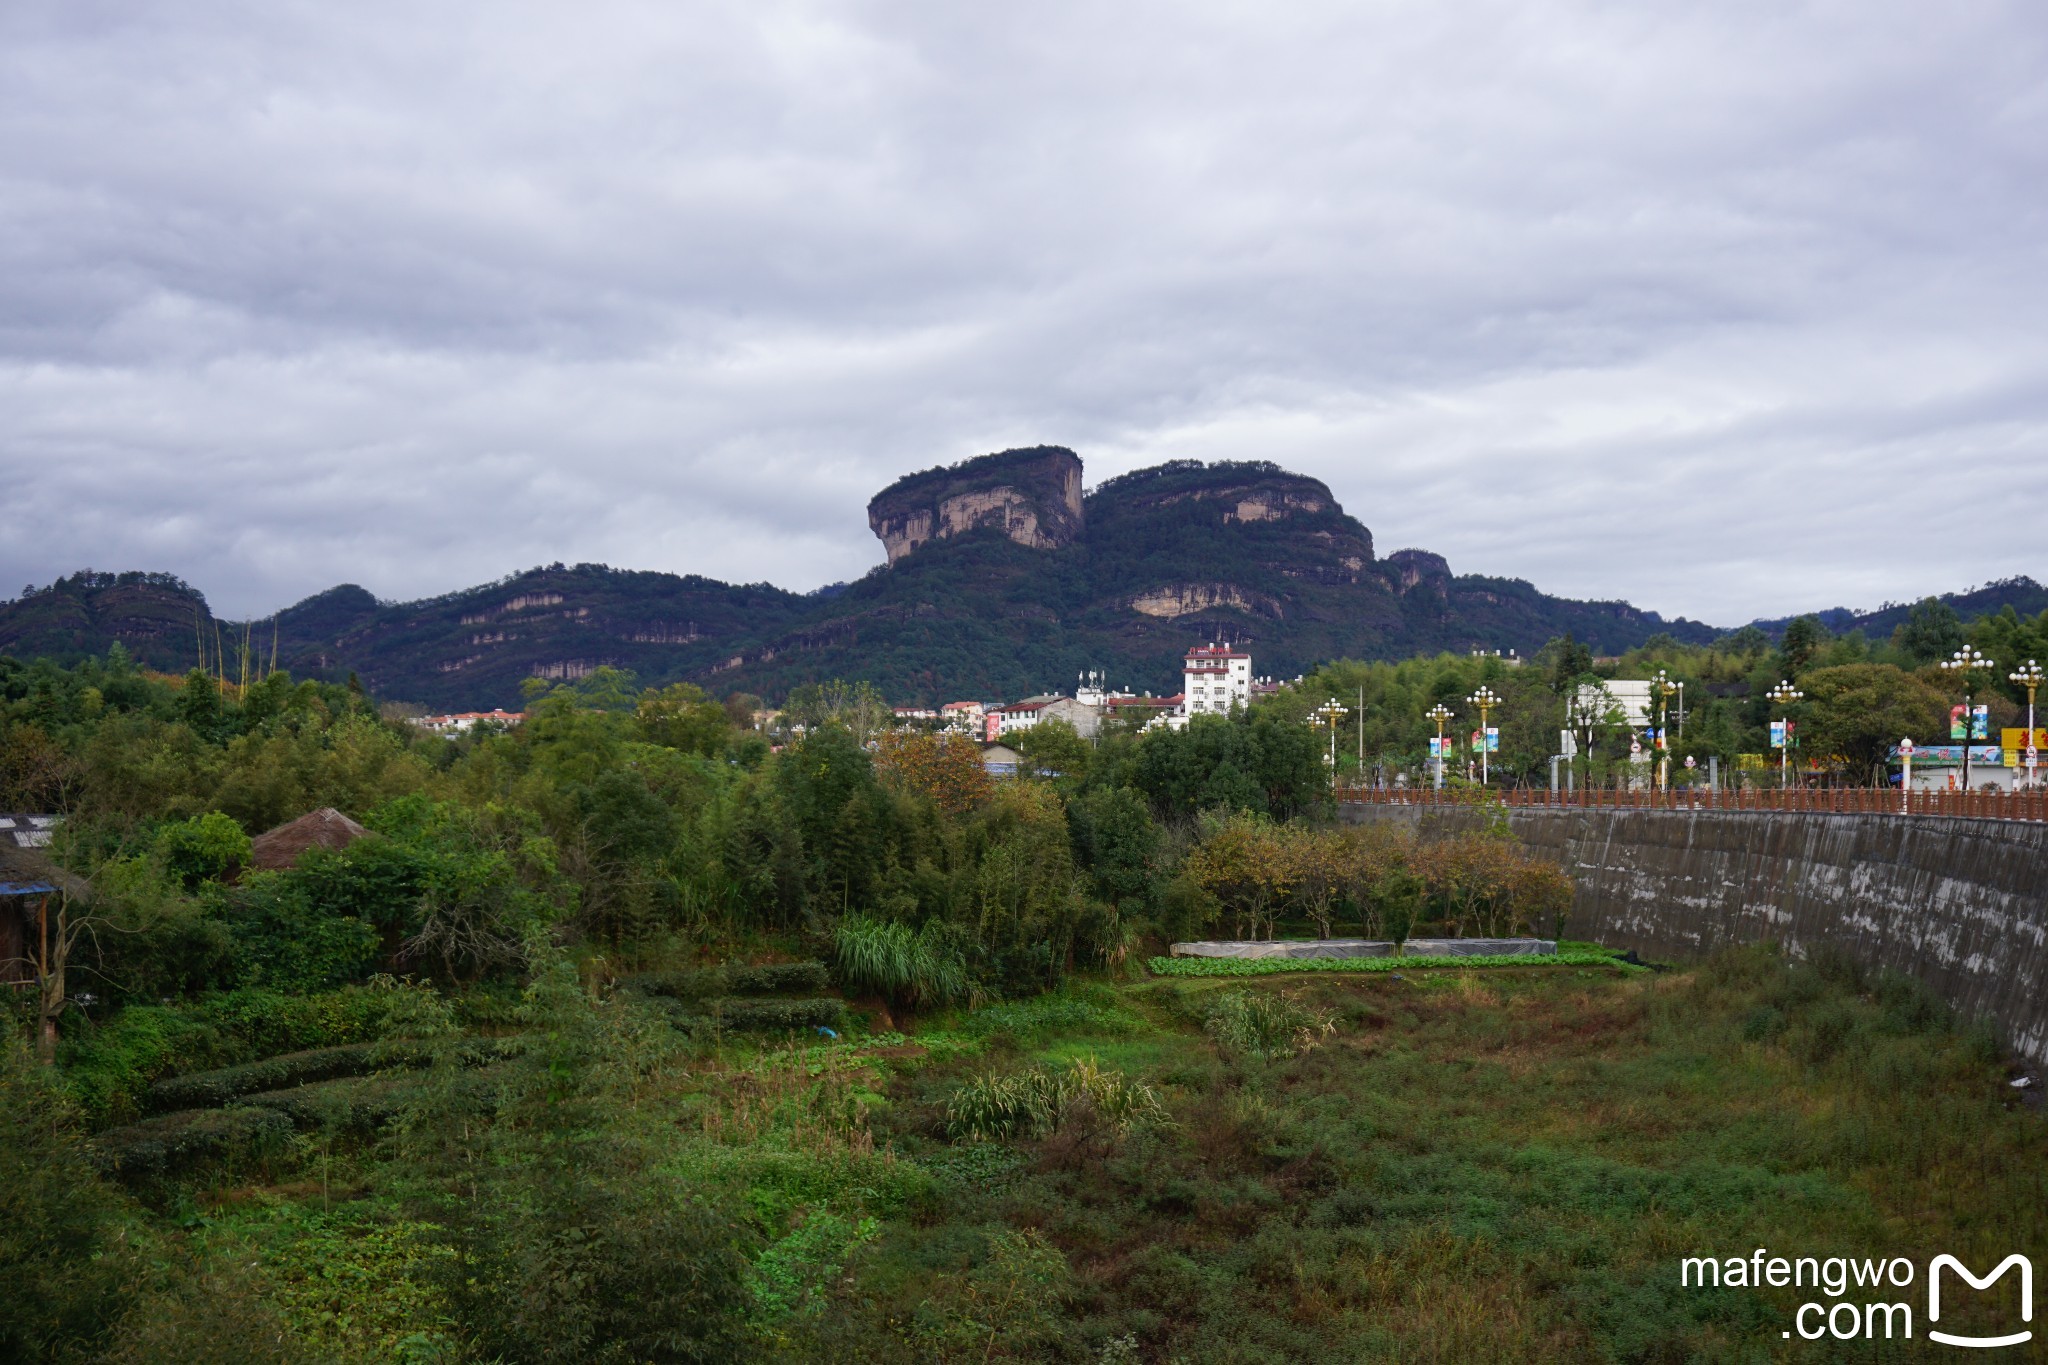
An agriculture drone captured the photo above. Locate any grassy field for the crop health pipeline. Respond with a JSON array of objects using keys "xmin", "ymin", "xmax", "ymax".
[{"xmin": 159, "ymin": 947, "xmax": 2046, "ymax": 1362}]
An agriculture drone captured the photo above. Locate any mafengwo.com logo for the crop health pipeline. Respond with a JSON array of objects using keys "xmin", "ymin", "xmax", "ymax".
[{"xmin": 1681, "ymin": 1249, "xmax": 2032, "ymax": 1347}]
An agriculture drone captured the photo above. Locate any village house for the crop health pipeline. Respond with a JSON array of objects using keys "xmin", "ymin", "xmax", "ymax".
[{"xmin": 412, "ymin": 709, "xmax": 525, "ymax": 736}]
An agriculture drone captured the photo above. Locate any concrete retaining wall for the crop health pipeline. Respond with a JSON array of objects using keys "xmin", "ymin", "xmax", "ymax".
[{"xmin": 1340, "ymin": 804, "xmax": 2048, "ymax": 1063}]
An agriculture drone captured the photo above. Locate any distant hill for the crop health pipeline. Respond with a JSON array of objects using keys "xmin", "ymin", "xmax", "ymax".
[
  {"xmin": 1744, "ymin": 577, "xmax": 2048, "ymax": 641},
  {"xmin": 18, "ymin": 448, "xmax": 2024, "ymax": 708}
]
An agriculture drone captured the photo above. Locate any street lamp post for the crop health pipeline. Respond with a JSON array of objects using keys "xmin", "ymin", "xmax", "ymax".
[
  {"xmin": 2011, "ymin": 660, "xmax": 2044, "ymax": 791},
  {"xmin": 1309, "ymin": 699, "xmax": 1349, "ymax": 782},
  {"xmin": 1940, "ymin": 646, "xmax": 1994, "ymax": 793},
  {"xmin": 1426, "ymin": 702, "xmax": 1454, "ymax": 789},
  {"xmin": 1467, "ymin": 686, "xmax": 1501, "ymax": 784},
  {"xmin": 1898, "ymin": 736, "xmax": 1914, "ymax": 812},
  {"xmin": 1765, "ymin": 680, "xmax": 1803, "ymax": 789},
  {"xmin": 1652, "ymin": 669, "xmax": 1678, "ymax": 791}
]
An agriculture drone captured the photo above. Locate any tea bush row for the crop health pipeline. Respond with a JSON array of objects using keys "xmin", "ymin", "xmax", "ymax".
[
  {"xmin": 618, "ymin": 961, "xmax": 831, "ymax": 1001},
  {"xmin": 144, "ymin": 1042, "xmax": 379, "ymax": 1112},
  {"xmin": 89, "ymin": 1105, "xmax": 295, "ymax": 1184}
]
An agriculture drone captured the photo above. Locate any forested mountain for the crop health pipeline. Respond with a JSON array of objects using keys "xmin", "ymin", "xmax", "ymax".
[
  {"xmin": 1745, "ymin": 576, "xmax": 2048, "ymax": 642},
  {"xmin": 7, "ymin": 448, "xmax": 2029, "ymax": 708}
]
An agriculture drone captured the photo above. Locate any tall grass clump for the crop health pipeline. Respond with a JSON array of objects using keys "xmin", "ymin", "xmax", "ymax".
[
  {"xmin": 1202, "ymin": 990, "xmax": 1336, "ymax": 1061},
  {"xmin": 832, "ymin": 916, "xmax": 972, "ymax": 1009},
  {"xmin": 946, "ymin": 1057, "xmax": 1166, "ymax": 1143}
]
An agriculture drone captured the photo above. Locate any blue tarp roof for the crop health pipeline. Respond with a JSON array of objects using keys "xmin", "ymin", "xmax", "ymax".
[{"xmin": 0, "ymin": 882, "xmax": 59, "ymax": 896}]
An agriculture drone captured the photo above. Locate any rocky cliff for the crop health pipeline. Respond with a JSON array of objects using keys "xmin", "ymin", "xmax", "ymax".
[
  {"xmin": 0, "ymin": 571, "xmax": 221, "ymax": 673},
  {"xmin": 866, "ymin": 446, "xmax": 1084, "ymax": 564}
]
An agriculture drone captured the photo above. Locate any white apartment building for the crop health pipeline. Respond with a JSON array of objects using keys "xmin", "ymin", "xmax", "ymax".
[{"xmin": 1181, "ymin": 643, "xmax": 1252, "ymax": 718}]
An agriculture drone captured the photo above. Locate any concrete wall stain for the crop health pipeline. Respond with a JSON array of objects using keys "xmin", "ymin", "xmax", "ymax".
[{"xmin": 1341, "ymin": 805, "xmax": 2048, "ymax": 1064}]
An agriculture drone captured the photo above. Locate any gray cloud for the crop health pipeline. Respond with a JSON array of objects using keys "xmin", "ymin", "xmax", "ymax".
[{"xmin": 2, "ymin": 0, "xmax": 2044, "ymax": 624}]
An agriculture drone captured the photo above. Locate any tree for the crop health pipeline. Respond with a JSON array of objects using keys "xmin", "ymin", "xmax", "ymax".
[
  {"xmin": 1779, "ymin": 616, "xmax": 1830, "ymax": 676},
  {"xmin": 10, "ymin": 874, "xmax": 105, "ymax": 1062},
  {"xmin": 1797, "ymin": 664, "xmax": 1949, "ymax": 776},
  {"xmin": 1546, "ymin": 634, "xmax": 1595, "ymax": 693},
  {"xmin": 634, "ymin": 682, "xmax": 731, "ymax": 755},
  {"xmin": 783, "ymin": 679, "xmax": 891, "ymax": 744},
  {"xmin": 1065, "ymin": 785, "xmax": 1157, "ymax": 907},
  {"xmin": 1017, "ymin": 717, "xmax": 1090, "ymax": 781},
  {"xmin": 873, "ymin": 730, "xmax": 993, "ymax": 817},
  {"xmin": 0, "ymin": 722, "xmax": 80, "ymax": 811},
  {"xmin": 1722, "ymin": 624, "xmax": 1770, "ymax": 655},
  {"xmin": 1893, "ymin": 598, "xmax": 1964, "ymax": 665},
  {"xmin": 1183, "ymin": 813, "xmax": 1291, "ymax": 939},
  {"xmin": 428, "ymin": 955, "xmax": 756, "ymax": 1362},
  {"xmin": 0, "ymin": 1033, "xmax": 137, "ymax": 1357},
  {"xmin": 153, "ymin": 811, "xmax": 251, "ymax": 889},
  {"xmin": 1284, "ymin": 827, "xmax": 1346, "ymax": 939}
]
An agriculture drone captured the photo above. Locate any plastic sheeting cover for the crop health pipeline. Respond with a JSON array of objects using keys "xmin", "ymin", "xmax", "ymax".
[{"xmin": 1169, "ymin": 938, "xmax": 1556, "ymax": 959}]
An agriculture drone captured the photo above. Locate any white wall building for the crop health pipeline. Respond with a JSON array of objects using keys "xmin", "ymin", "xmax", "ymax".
[
  {"xmin": 1180, "ymin": 644, "xmax": 1252, "ymax": 718},
  {"xmin": 412, "ymin": 709, "xmax": 525, "ymax": 736},
  {"xmin": 1575, "ymin": 681, "xmax": 1652, "ymax": 729},
  {"xmin": 939, "ymin": 701, "xmax": 986, "ymax": 736}
]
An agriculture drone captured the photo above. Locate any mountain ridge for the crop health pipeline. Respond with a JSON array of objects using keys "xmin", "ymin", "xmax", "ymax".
[{"xmin": 5, "ymin": 450, "xmax": 2035, "ymax": 707}]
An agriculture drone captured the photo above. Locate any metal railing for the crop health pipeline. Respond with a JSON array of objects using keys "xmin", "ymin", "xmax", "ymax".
[{"xmin": 1334, "ymin": 784, "xmax": 2048, "ymax": 821}]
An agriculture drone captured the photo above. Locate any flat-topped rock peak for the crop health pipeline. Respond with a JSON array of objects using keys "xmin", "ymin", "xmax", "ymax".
[{"xmin": 867, "ymin": 446, "xmax": 1085, "ymax": 565}]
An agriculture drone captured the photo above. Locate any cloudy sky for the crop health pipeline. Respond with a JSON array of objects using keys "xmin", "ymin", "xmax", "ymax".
[{"xmin": 3, "ymin": 1, "xmax": 2043, "ymax": 626}]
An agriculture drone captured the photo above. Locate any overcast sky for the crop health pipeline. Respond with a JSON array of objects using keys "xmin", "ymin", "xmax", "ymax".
[{"xmin": 3, "ymin": 2, "xmax": 2044, "ymax": 626}]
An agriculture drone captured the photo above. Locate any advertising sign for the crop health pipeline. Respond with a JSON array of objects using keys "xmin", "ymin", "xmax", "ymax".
[
  {"xmin": 1485, "ymin": 726, "xmax": 1499, "ymax": 753},
  {"xmin": 1888, "ymin": 745, "xmax": 2000, "ymax": 765},
  {"xmin": 2000, "ymin": 729, "xmax": 2048, "ymax": 767},
  {"xmin": 984, "ymin": 713, "xmax": 1001, "ymax": 743},
  {"xmin": 1770, "ymin": 720, "xmax": 1787, "ymax": 750},
  {"xmin": 1951, "ymin": 705, "xmax": 1991, "ymax": 740},
  {"xmin": 1428, "ymin": 736, "xmax": 1444, "ymax": 758}
]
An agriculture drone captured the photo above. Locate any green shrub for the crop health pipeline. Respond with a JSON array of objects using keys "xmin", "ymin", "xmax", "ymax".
[
  {"xmin": 727, "ymin": 961, "xmax": 831, "ymax": 995},
  {"xmin": 242, "ymin": 1073, "xmax": 417, "ymax": 1133},
  {"xmin": 145, "ymin": 1043, "xmax": 378, "ymax": 1112},
  {"xmin": 833, "ymin": 916, "xmax": 971, "ymax": 1009},
  {"xmin": 617, "ymin": 969, "xmax": 710, "ymax": 1001},
  {"xmin": 0, "ymin": 1035, "xmax": 138, "ymax": 1361},
  {"xmin": 946, "ymin": 1057, "xmax": 1166, "ymax": 1143},
  {"xmin": 1202, "ymin": 990, "xmax": 1336, "ymax": 1062},
  {"xmin": 153, "ymin": 811, "xmax": 252, "ymax": 889},
  {"xmin": 709, "ymin": 997, "xmax": 845, "ymax": 1034},
  {"xmin": 619, "ymin": 960, "xmax": 831, "ymax": 1001},
  {"xmin": 89, "ymin": 1106, "xmax": 295, "ymax": 1184}
]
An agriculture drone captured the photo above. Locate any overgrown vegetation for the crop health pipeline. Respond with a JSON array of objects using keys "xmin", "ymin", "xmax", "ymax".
[
  {"xmin": 3, "ymin": 643, "xmax": 2045, "ymax": 1360},
  {"xmin": 945, "ymin": 1056, "xmax": 1167, "ymax": 1142},
  {"xmin": 1198, "ymin": 989, "xmax": 1336, "ymax": 1060}
]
